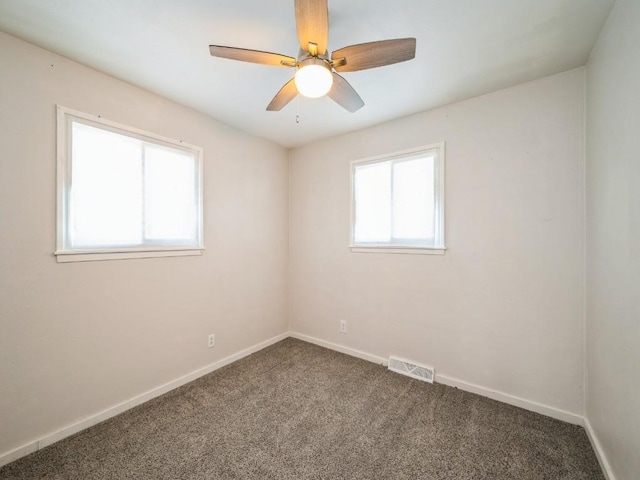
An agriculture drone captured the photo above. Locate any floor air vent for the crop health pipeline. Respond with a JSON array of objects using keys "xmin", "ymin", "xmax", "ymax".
[{"xmin": 388, "ymin": 356, "xmax": 434, "ymax": 383}]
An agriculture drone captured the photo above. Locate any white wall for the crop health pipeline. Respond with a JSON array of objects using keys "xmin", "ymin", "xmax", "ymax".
[
  {"xmin": 289, "ymin": 68, "xmax": 586, "ymax": 417},
  {"xmin": 0, "ymin": 32, "xmax": 288, "ymax": 457},
  {"xmin": 586, "ymin": 0, "xmax": 640, "ymax": 478}
]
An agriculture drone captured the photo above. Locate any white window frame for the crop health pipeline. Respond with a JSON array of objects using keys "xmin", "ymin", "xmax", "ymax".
[
  {"xmin": 350, "ymin": 143, "xmax": 446, "ymax": 255},
  {"xmin": 55, "ymin": 105, "xmax": 204, "ymax": 263}
]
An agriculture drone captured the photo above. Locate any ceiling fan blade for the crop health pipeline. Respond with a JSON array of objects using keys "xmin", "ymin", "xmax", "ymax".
[
  {"xmin": 294, "ymin": 0, "xmax": 329, "ymax": 55},
  {"xmin": 209, "ymin": 45, "xmax": 296, "ymax": 67},
  {"xmin": 332, "ymin": 38, "xmax": 416, "ymax": 73},
  {"xmin": 328, "ymin": 73, "xmax": 364, "ymax": 113},
  {"xmin": 266, "ymin": 78, "xmax": 298, "ymax": 111}
]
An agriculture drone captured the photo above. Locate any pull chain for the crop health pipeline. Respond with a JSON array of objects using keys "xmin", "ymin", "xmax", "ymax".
[{"xmin": 296, "ymin": 95, "xmax": 300, "ymax": 124}]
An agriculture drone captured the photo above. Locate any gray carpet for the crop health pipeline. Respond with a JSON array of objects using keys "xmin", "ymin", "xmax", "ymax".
[{"xmin": 1, "ymin": 338, "xmax": 603, "ymax": 479}]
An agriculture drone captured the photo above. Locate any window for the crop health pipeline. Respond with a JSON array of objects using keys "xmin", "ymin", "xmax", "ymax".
[
  {"xmin": 55, "ymin": 106, "xmax": 203, "ymax": 262},
  {"xmin": 351, "ymin": 143, "xmax": 445, "ymax": 254}
]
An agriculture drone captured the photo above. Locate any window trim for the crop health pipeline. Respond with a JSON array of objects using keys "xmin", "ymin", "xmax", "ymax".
[
  {"xmin": 349, "ymin": 143, "xmax": 446, "ymax": 255},
  {"xmin": 55, "ymin": 105, "xmax": 204, "ymax": 263}
]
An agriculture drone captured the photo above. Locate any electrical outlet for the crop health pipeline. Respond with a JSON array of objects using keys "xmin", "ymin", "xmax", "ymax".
[
  {"xmin": 340, "ymin": 320, "xmax": 347, "ymax": 334},
  {"xmin": 207, "ymin": 333, "xmax": 215, "ymax": 348}
]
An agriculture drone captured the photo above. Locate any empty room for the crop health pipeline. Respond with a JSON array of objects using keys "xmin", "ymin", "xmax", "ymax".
[{"xmin": 0, "ymin": 0, "xmax": 638, "ymax": 478}]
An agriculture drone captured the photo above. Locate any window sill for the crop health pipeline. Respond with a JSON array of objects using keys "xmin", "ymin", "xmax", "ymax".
[
  {"xmin": 54, "ymin": 248, "xmax": 204, "ymax": 263},
  {"xmin": 349, "ymin": 246, "xmax": 446, "ymax": 255}
]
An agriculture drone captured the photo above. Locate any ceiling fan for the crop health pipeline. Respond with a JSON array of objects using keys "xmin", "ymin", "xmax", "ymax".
[{"xmin": 209, "ymin": 0, "xmax": 416, "ymax": 113}]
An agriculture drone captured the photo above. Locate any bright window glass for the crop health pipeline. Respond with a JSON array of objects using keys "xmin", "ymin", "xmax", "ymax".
[
  {"xmin": 354, "ymin": 161, "xmax": 391, "ymax": 243},
  {"xmin": 352, "ymin": 144, "xmax": 445, "ymax": 252}
]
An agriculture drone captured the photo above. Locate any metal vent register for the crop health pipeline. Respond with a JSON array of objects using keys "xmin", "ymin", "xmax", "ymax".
[{"xmin": 388, "ymin": 356, "xmax": 434, "ymax": 383}]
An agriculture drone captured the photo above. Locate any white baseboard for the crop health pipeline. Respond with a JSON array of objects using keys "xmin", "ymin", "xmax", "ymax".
[
  {"xmin": 436, "ymin": 374, "xmax": 583, "ymax": 425},
  {"xmin": 584, "ymin": 417, "xmax": 616, "ymax": 480},
  {"xmin": 289, "ymin": 332, "xmax": 388, "ymax": 365},
  {"xmin": 289, "ymin": 331, "xmax": 584, "ymax": 425},
  {"xmin": 0, "ymin": 332, "xmax": 288, "ymax": 468},
  {"xmin": 0, "ymin": 443, "xmax": 39, "ymax": 470}
]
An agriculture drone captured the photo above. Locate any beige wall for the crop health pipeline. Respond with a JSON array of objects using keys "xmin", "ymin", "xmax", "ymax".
[
  {"xmin": 0, "ymin": 32, "xmax": 289, "ymax": 456},
  {"xmin": 586, "ymin": 0, "xmax": 640, "ymax": 478},
  {"xmin": 289, "ymin": 68, "xmax": 586, "ymax": 416}
]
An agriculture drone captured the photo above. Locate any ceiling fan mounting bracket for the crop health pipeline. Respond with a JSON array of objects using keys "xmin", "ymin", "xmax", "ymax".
[{"xmin": 330, "ymin": 57, "xmax": 346, "ymax": 69}]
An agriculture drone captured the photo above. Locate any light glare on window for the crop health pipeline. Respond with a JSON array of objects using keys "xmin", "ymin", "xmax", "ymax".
[{"xmin": 68, "ymin": 121, "xmax": 199, "ymax": 249}]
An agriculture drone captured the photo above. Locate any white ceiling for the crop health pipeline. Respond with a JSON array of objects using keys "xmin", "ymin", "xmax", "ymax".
[{"xmin": 0, "ymin": 0, "xmax": 614, "ymax": 148}]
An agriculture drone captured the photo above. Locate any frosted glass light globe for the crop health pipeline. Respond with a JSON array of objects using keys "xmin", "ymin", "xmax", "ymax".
[{"xmin": 295, "ymin": 59, "xmax": 333, "ymax": 98}]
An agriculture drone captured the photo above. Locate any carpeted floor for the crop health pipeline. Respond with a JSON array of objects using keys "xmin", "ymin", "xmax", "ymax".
[{"xmin": 1, "ymin": 338, "xmax": 603, "ymax": 479}]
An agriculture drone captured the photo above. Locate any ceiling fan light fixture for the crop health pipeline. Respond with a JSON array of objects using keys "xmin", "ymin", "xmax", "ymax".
[{"xmin": 294, "ymin": 58, "xmax": 333, "ymax": 98}]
